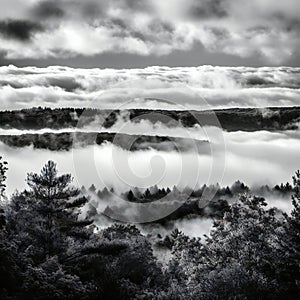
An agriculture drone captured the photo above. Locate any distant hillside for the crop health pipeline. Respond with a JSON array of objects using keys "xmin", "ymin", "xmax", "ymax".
[
  {"xmin": 0, "ymin": 106, "xmax": 299, "ymax": 131},
  {"xmin": 0, "ymin": 132, "xmax": 208, "ymax": 152}
]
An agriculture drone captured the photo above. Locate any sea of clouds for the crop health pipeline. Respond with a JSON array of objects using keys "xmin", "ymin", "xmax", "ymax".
[
  {"xmin": 0, "ymin": 64, "xmax": 299, "ymax": 230},
  {"xmin": 2, "ymin": 123, "xmax": 298, "ymax": 200},
  {"xmin": 0, "ymin": 65, "xmax": 300, "ymax": 110}
]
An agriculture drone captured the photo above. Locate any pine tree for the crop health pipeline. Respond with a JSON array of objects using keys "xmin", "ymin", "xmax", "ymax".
[
  {"xmin": 6, "ymin": 161, "xmax": 96, "ymax": 265},
  {"xmin": 278, "ymin": 170, "xmax": 300, "ymax": 297},
  {"xmin": 100, "ymin": 224, "xmax": 163, "ymax": 298},
  {"xmin": 3, "ymin": 161, "xmax": 127, "ymax": 299},
  {"xmin": 167, "ymin": 195, "xmax": 288, "ymax": 299},
  {"xmin": 0, "ymin": 156, "xmax": 8, "ymax": 229},
  {"xmin": 0, "ymin": 156, "xmax": 8, "ymax": 201},
  {"xmin": 127, "ymin": 190, "xmax": 135, "ymax": 202},
  {"xmin": 88, "ymin": 184, "xmax": 96, "ymax": 193},
  {"xmin": 144, "ymin": 188, "xmax": 151, "ymax": 199},
  {"xmin": 291, "ymin": 171, "xmax": 300, "ymax": 224}
]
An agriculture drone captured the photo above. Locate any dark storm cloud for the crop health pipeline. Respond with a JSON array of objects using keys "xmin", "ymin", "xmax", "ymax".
[
  {"xmin": 189, "ymin": 0, "xmax": 228, "ymax": 19},
  {"xmin": 206, "ymin": 26, "xmax": 230, "ymax": 41},
  {"xmin": 117, "ymin": 0, "xmax": 153, "ymax": 12},
  {"xmin": 148, "ymin": 21, "xmax": 175, "ymax": 35},
  {"xmin": 274, "ymin": 13, "xmax": 300, "ymax": 32},
  {"xmin": 0, "ymin": 20, "xmax": 43, "ymax": 41},
  {"xmin": 46, "ymin": 77, "xmax": 82, "ymax": 92},
  {"xmin": 128, "ymin": 20, "xmax": 175, "ymax": 43},
  {"xmin": 80, "ymin": 1, "xmax": 104, "ymax": 19},
  {"xmin": 32, "ymin": 1, "xmax": 65, "ymax": 19},
  {"xmin": 246, "ymin": 26, "xmax": 270, "ymax": 35},
  {"xmin": 286, "ymin": 19, "xmax": 300, "ymax": 32},
  {"xmin": 245, "ymin": 76, "xmax": 275, "ymax": 87},
  {"xmin": 110, "ymin": 18, "xmax": 128, "ymax": 31},
  {"xmin": 66, "ymin": 0, "xmax": 150, "ymax": 19}
]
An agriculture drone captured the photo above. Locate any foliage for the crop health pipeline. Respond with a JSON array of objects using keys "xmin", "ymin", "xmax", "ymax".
[
  {"xmin": 0, "ymin": 159, "xmax": 299, "ymax": 299},
  {"xmin": 0, "ymin": 156, "xmax": 8, "ymax": 200},
  {"xmin": 0, "ymin": 161, "xmax": 128, "ymax": 299},
  {"xmin": 166, "ymin": 194, "xmax": 300, "ymax": 299}
]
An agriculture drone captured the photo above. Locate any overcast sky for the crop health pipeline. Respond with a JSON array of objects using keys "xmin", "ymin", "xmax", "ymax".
[{"xmin": 0, "ymin": 0, "xmax": 299, "ymax": 68}]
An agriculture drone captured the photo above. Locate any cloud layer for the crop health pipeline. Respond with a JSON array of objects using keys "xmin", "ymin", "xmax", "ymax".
[
  {"xmin": 0, "ymin": 0, "xmax": 299, "ymax": 63},
  {"xmin": 0, "ymin": 65, "xmax": 299, "ymax": 110},
  {"xmin": 1, "ymin": 126, "xmax": 298, "ymax": 206}
]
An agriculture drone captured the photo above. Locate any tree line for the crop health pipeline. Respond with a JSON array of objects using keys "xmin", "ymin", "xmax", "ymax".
[
  {"xmin": 91, "ymin": 180, "xmax": 294, "ymax": 203},
  {"xmin": 0, "ymin": 157, "xmax": 299, "ymax": 299},
  {"xmin": 1, "ymin": 106, "xmax": 300, "ymax": 131}
]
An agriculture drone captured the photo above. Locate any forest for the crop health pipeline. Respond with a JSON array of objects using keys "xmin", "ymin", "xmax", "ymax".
[
  {"xmin": 1, "ymin": 0, "xmax": 300, "ymax": 298},
  {"xmin": 1, "ymin": 106, "xmax": 300, "ymax": 131},
  {"xmin": 0, "ymin": 132, "xmax": 207, "ymax": 152},
  {"xmin": 0, "ymin": 156, "xmax": 299, "ymax": 300}
]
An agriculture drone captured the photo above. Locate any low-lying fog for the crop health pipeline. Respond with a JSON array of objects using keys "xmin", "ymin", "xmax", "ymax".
[
  {"xmin": 1, "ymin": 120, "xmax": 296, "ymax": 239},
  {"xmin": 1, "ymin": 122, "xmax": 298, "ymax": 202}
]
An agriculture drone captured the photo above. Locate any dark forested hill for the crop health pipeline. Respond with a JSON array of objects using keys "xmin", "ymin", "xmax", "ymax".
[
  {"xmin": 0, "ymin": 106, "xmax": 299, "ymax": 131},
  {"xmin": 0, "ymin": 132, "xmax": 208, "ymax": 152}
]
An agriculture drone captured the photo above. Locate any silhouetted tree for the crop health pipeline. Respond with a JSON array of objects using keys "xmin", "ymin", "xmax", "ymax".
[
  {"xmin": 224, "ymin": 186, "xmax": 232, "ymax": 196},
  {"xmin": 127, "ymin": 190, "xmax": 135, "ymax": 202},
  {"xmin": 144, "ymin": 188, "xmax": 151, "ymax": 199},
  {"xmin": 166, "ymin": 193, "xmax": 299, "ymax": 299},
  {"xmin": 0, "ymin": 156, "xmax": 8, "ymax": 201},
  {"xmin": 8, "ymin": 161, "xmax": 93, "ymax": 263},
  {"xmin": 276, "ymin": 171, "xmax": 300, "ymax": 297},
  {"xmin": 231, "ymin": 180, "xmax": 249, "ymax": 194},
  {"xmin": 2, "ymin": 161, "xmax": 127, "ymax": 299},
  {"xmin": 100, "ymin": 224, "xmax": 163, "ymax": 299},
  {"xmin": 88, "ymin": 184, "xmax": 96, "ymax": 193}
]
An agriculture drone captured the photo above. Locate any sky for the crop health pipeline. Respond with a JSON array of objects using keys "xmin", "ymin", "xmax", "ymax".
[
  {"xmin": 0, "ymin": 0, "xmax": 299, "ymax": 68},
  {"xmin": 0, "ymin": 1, "xmax": 299, "ymax": 110}
]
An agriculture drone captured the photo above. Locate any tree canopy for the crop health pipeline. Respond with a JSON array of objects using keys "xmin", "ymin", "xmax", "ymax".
[{"xmin": 0, "ymin": 159, "xmax": 299, "ymax": 299}]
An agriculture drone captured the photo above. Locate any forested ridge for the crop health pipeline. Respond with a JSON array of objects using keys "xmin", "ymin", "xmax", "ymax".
[
  {"xmin": 0, "ymin": 156, "xmax": 299, "ymax": 299},
  {"xmin": 0, "ymin": 132, "xmax": 207, "ymax": 152},
  {"xmin": 0, "ymin": 106, "xmax": 299, "ymax": 131},
  {"xmin": 85, "ymin": 180, "xmax": 293, "ymax": 224}
]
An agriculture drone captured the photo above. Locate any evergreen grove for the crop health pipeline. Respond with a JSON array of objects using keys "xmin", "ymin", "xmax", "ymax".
[{"xmin": 0, "ymin": 157, "xmax": 299, "ymax": 299}]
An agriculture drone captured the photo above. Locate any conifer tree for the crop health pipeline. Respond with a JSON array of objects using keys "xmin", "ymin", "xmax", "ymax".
[
  {"xmin": 6, "ymin": 161, "xmax": 97, "ymax": 264},
  {"xmin": 0, "ymin": 156, "xmax": 8, "ymax": 201},
  {"xmin": 278, "ymin": 170, "xmax": 300, "ymax": 296}
]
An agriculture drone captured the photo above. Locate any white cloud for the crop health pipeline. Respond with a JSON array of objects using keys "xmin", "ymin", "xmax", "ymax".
[
  {"xmin": 1, "ymin": 126, "xmax": 299, "ymax": 214},
  {"xmin": 0, "ymin": 0, "xmax": 299, "ymax": 62},
  {"xmin": 0, "ymin": 65, "xmax": 299, "ymax": 110}
]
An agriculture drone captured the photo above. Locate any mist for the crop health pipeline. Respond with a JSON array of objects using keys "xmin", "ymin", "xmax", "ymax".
[
  {"xmin": 1, "ymin": 65, "xmax": 300, "ymax": 110},
  {"xmin": 1, "ymin": 124, "xmax": 298, "ymax": 217}
]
